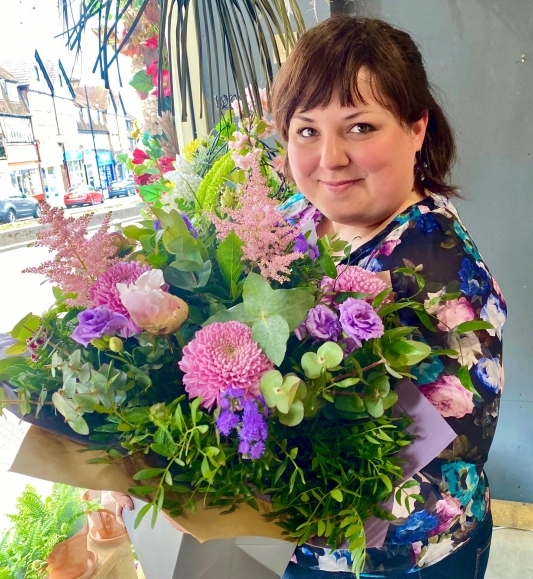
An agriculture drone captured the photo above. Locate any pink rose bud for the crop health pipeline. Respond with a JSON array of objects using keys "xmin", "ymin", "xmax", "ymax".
[{"xmin": 117, "ymin": 270, "xmax": 188, "ymax": 335}]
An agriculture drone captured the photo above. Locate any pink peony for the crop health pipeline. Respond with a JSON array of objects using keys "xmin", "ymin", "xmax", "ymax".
[
  {"xmin": 117, "ymin": 270, "xmax": 188, "ymax": 335},
  {"xmin": 178, "ymin": 321, "xmax": 273, "ymax": 410},
  {"xmin": 90, "ymin": 261, "xmax": 151, "ymax": 336},
  {"xmin": 419, "ymin": 375, "xmax": 474, "ymax": 418},
  {"xmin": 321, "ymin": 265, "xmax": 389, "ymax": 306},
  {"xmin": 436, "ymin": 297, "xmax": 475, "ymax": 332},
  {"xmin": 429, "ymin": 495, "xmax": 463, "ymax": 536}
]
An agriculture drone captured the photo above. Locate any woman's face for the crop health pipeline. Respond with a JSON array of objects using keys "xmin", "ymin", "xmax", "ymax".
[{"xmin": 287, "ymin": 77, "xmax": 428, "ymax": 230}]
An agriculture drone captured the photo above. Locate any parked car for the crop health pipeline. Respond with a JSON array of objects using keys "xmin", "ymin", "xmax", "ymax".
[
  {"xmin": 107, "ymin": 179, "xmax": 136, "ymax": 198},
  {"xmin": 64, "ymin": 185, "xmax": 104, "ymax": 208},
  {"xmin": 0, "ymin": 185, "xmax": 41, "ymax": 224}
]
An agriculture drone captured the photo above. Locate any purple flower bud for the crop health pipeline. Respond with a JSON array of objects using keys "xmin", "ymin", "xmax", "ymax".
[
  {"xmin": 305, "ymin": 305, "xmax": 342, "ymax": 342},
  {"xmin": 239, "ymin": 440, "xmax": 251, "ymax": 455},
  {"xmin": 250, "ymin": 441, "xmax": 265, "ymax": 459},
  {"xmin": 338, "ymin": 298, "xmax": 385, "ymax": 348}
]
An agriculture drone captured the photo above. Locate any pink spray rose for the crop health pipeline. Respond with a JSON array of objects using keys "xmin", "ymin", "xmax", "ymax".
[
  {"xmin": 436, "ymin": 297, "xmax": 475, "ymax": 332},
  {"xmin": 419, "ymin": 375, "xmax": 474, "ymax": 418},
  {"xmin": 117, "ymin": 270, "xmax": 188, "ymax": 335}
]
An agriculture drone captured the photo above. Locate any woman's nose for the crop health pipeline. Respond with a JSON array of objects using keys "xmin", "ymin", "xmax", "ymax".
[{"xmin": 319, "ymin": 134, "xmax": 350, "ymax": 170}]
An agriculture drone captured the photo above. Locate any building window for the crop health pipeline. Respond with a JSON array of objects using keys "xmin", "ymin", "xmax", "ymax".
[
  {"xmin": 6, "ymin": 82, "xmax": 19, "ymax": 102},
  {"xmin": 67, "ymin": 160, "xmax": 85, "ymax": 187},
  {"xmin": 11, "ymin": 168, "xmax": 40, "ymax": 196},
  {"xmin": 34, "ymin": 65, "xmax": 40, "ymax": 81}
]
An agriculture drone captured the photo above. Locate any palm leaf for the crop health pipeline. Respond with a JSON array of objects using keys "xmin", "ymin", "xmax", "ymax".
[{"xmin": 59, "ymin": 0, "xmax": 305, "ymax": 131}]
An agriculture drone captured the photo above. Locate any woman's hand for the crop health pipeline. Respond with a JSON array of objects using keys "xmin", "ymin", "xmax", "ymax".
[
  {"xmin": 110, "ymin": 492, "xmax": 133, "ymax": 527},
  {"xmin": 109, "ymin": 492, "xmax": 190, "ymax": 533}
]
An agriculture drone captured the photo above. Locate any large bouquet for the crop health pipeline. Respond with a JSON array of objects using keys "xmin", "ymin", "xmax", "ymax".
[{"xmin": 0, "ymin": 95, "xmax": 469, "ymax": 575}]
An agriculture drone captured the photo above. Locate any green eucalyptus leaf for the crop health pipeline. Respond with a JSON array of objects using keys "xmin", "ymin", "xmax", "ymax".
[{"xmin": 68, "ymin": 416, "xmax": 90, "ymax": 435}]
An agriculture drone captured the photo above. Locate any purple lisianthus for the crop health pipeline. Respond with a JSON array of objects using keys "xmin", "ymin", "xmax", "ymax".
[
  {"xmin": 338, "ymin": 298, "xmax": 384, "ymax": 348},
  {"xmin": 305, "ymin": 305, "xmax": 342, "ymax": 342},
  {"xmin": 72, "ymin": 306, "xmax": 129, "ymax": 347},
  {"xmin": 293, "ymin": 233, "xmax": 308, "ymax": 254}
]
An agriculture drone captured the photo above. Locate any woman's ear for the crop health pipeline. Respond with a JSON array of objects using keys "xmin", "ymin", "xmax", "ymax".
[{"xmin": 413, "ymin": 110, "xmax": 429, "ymax": 150}]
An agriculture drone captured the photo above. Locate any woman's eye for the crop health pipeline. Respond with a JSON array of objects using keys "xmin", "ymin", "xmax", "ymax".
[
  {"xmin": 297, "ymin": 127, "xmax": 317, "ymax": 138},
  {"xmin": 350, "ymin": 123, "xmax": 374, "ymax": 134}
]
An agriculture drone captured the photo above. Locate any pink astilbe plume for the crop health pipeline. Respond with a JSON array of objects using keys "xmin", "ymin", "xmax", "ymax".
[
  {"xmin": 25, "ymin": 205, "xmax": 119, "ymax": 307},
  {"xmin": 210, "ymin": 160, "xmax": 303, "ymax": 283}
]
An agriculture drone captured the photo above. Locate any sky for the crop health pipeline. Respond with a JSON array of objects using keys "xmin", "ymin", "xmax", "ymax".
[{"xmin": 0, "ymin": 0, "xmax": 142, "ymax": 116}]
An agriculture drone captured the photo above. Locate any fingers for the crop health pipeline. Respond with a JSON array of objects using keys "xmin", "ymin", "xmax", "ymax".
[{"xmin": 110, "ymin": 492, "xmax": 134, "ymax": 526}]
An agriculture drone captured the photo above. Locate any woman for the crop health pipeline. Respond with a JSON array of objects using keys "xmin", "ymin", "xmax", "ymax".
[{"xmin": 271, "ymin": 15, "xmax": 505, "ymax": 579}]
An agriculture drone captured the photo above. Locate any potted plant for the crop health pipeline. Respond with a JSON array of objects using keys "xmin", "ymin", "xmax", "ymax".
[{"xmin": 0, "ymin": 483, "xmax": 99, "ymax": 579}]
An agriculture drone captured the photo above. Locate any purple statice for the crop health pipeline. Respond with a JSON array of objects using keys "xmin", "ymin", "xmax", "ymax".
[
  {"xmin": 305, "ymin": 305, "xmax": 342, "ymax": 342},
  {"xmin": 181, "ymin": 213, "xmax": 199, "ymax": 238},
  {"xmin": 338, "ymin": 298, "xmax": 385, "ymax": 348}
]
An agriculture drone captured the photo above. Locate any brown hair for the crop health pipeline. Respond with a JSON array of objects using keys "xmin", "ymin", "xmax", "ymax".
[{"xmin": 271, "ymin": 16, "xmax": 459, "ymax": 197}]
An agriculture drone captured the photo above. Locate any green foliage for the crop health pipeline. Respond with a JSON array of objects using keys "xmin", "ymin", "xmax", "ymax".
[
  {"xmin": 0, "ymin": 484, "xmax": 97, "ymax": 579},
  {"xmin": 205, "ymin": 273, "xmax": 314, "ymax": 365},
  {"xmin": 195, "ymin": 152, "xmax": 235, "ymax": 210}
]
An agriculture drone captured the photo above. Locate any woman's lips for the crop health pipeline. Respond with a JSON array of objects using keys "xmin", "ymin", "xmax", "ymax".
[{"xmin": 320, "ymin": 179, "xmax": 360, "ymax": 193}]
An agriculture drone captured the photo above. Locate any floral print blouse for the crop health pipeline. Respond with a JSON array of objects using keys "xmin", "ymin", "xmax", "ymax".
[{"xmin": 290, "ymin": 193, "xmax": 506, "ymax": 575}]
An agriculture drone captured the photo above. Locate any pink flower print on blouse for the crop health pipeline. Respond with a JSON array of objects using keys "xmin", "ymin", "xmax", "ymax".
[
  {"xmin": 429, "ymin": 495, "xmax": 463, "ymax": 536},
  {"xmin": 419, "ymin": 375, "xmax": 474, "ymax": 418},
  {"xmin": 436, "ymin": 297, "xmax": 476, "ymax": 332}
]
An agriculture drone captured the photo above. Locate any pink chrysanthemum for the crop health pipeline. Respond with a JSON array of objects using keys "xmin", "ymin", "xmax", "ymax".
[
  {"xmin": 178, "ymin": 321, "xmax": 273, "ymax": 410},
  {"xmin": 321, "ymin": 265, "xmax": 390, "ymax": 306},
  {"xmin": 90, "ymin": 261, "xmax": 151, "ymax": 314}
]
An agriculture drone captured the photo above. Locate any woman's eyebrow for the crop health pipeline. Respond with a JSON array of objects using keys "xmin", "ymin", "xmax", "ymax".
[{"xmin": 293, "ymin": 110, "xmax": 370, "ymax": 123}]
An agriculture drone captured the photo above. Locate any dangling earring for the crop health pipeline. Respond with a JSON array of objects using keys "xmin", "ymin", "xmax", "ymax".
[{"xmin": 415, "ymin": 151, "xmax": 428, "ymax": 182}]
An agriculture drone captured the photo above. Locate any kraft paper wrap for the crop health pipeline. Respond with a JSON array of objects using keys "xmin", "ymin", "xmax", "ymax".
[{"xmin": 9, "ymin": 425, "xmax": 286, "ymax": 543}]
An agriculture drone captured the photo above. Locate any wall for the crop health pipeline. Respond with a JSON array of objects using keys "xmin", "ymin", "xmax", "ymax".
[{"xmin": 336, "ymin": 0, "xmax": 533, "ymax": 503}]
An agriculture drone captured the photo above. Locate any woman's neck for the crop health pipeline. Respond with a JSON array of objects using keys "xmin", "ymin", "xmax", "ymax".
[{"xmin": 321, "ymin": 188, "xmax": 426, "ymax": 252}]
